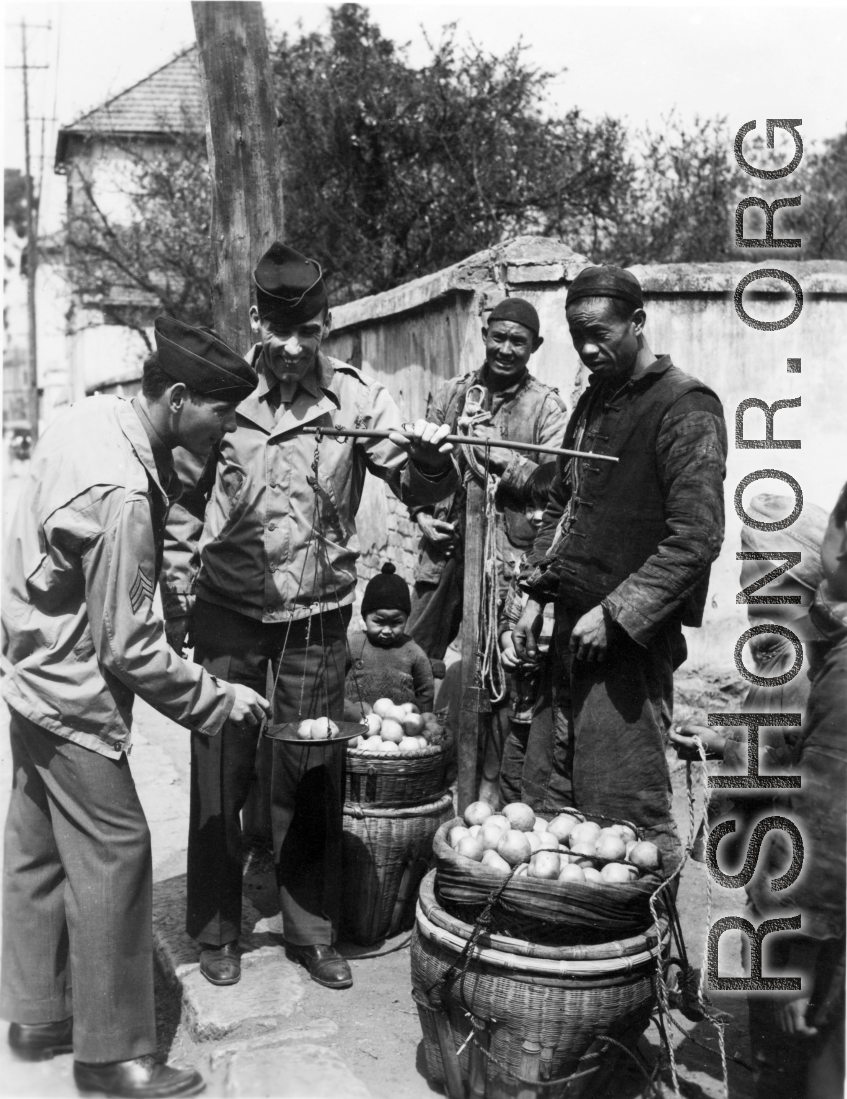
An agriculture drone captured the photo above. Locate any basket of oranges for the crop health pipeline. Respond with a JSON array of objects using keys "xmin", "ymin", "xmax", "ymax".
[
  {"xmin": 343, "ymin": 698, "xmax": 448, "ymax": 808},
  {"xmin": 433, "ymin": 801, "xmax": 665, "ymax": 945}
]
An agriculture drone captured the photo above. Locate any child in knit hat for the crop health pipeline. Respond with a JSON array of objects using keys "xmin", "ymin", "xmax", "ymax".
[{"xmin": 345, "ymin": 563, "xmax": 435, "ymax": 714}]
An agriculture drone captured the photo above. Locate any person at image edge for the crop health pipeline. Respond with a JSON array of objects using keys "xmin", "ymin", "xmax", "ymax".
[{"xmin": 1, "ymin": 319, "xmax": 270, "ymax": 1097}]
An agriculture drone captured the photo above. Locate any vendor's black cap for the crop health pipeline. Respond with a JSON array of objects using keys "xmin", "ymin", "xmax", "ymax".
[
  {"xmin": 253, "ymin": 241, "xmax": 328, "ymax": 326},
  {"xmin": 487, "ymin": 297, "xmax": 541, "ymax": 336},
  {"xmin": 154, "ymin": 316, "xmax": 257, "ymax": 403},
  {"xmin": 566, "ymin": 265, "xmax": 644, "ymax": 309}
]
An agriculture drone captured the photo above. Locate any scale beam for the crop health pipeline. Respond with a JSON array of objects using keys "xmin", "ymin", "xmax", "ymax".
[{"xmin": 298, "ymin": 425, "xmax": 618, "ymax": 463}]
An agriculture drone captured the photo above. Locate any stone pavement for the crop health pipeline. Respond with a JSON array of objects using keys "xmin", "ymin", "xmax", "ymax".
[{"xmin": 0, "ymin": 694, "xmax": 377, "ymax": 1099}]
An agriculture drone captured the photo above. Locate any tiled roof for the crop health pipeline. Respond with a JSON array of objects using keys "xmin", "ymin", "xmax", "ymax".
[{"xmin": 55, "ymin": 46, "xmax": 203, "ymax": 166}]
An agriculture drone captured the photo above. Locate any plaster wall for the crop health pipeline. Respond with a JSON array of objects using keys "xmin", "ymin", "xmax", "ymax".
[{"xmin": 324, "ymin": 240, "xmax": 847, "ymax": 671}]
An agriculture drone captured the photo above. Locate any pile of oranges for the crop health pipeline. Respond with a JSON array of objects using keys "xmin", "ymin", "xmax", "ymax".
[{"xmin": 448, "ymin": 801, "xmax": 662, "ymax": 884}]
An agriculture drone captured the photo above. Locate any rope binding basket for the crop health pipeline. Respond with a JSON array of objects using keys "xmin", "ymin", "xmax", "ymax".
[{"xmin": 412, "ymin": 870, "xmax": 668, "ymax": 1099}]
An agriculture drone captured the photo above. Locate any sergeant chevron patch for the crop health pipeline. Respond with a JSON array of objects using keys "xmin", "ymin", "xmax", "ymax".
[{"xmin": 130, "ymin": 566, "xmax": 154, "ymax": 613}]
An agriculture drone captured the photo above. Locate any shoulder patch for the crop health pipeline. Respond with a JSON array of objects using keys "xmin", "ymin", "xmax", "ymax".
[{"xmin": 129, "ymin": 566, "xmax": 154, "ymax": 614}]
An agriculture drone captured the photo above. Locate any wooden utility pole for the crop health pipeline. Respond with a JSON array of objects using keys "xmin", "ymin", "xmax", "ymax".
[
  {"xmin": 457, "ymin": 475, "xmax": 488, "ymax": 812},
  {"xmin": 192, "ymin": 2, "xmax": 284, "ymax": 838},
  {"xmin": 10, "ymin": 21, "xmax": 50, "ymax": 441},
  {"xmin": 191, "ymin": 1, "xmax": 284, "ymax": 351}
]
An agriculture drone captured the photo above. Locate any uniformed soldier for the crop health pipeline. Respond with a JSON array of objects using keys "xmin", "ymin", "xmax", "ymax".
[
  {"xmin": 162, "ymin": 242, "xmax": 458, "ymax": 991},
  {"xmin": 1, "ymin": 319, "xmax": 269, "ymax": 1096}
]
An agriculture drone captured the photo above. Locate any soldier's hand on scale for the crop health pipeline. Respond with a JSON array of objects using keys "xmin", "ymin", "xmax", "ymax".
[
  {"xmin": 228, "ymin": 683, "xmax": 272, "ymax": 727},
  {"xmin": 389, "ymin": 419, "xmax": 453, "ymax": 471},
  {"xmin": 513, "ymin": 600, "xmax": 544, "ymax": 663}
]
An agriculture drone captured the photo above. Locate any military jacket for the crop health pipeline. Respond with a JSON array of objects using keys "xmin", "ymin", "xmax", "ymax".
[
  {"xmin": 2, "ymin": 396, "xmax": 235, "ymax": 756},
  {"xmin": 161, "ymin": 349, "xmax": 459, "ymax": 623}
]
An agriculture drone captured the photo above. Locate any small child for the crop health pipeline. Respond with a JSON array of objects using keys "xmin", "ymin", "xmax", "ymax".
[
  {"xmin": 345, "ymin": 563, "xmax": 435, "ymax": 714},
  {"xmin": 498, "ymin": 462, "xmax": 557, "ymax": 805}
]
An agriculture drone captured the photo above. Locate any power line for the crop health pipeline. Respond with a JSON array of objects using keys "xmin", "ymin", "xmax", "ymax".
[
  {"xmin": 4, "ymin": 18, "xmax": 51, "ymax": 439},
  {"xmin": 37, "ymin": 6, "xmax": 62, "ymax": 238}
]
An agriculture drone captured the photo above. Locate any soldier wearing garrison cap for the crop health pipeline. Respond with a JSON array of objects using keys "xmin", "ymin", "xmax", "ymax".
[
  {"xmin": 161, "ymin": 242, "xmax": 458, "ymax": 992},
  {"xmin": 405, "ymin": 295, "xmax": 568, "ymax": 798},
  {"xmin": 513, "ymin": 265, "xmax": 728, "ymax": 875},
  {"xmin": 1, "ymin": 320, "xmax": 269, "ymax": 1097}
]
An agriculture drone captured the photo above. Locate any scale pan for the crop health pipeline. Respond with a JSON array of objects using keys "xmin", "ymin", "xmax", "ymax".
[{"xmin": 262, "ymin": 720, "xmax": 368, "ymax": 745}]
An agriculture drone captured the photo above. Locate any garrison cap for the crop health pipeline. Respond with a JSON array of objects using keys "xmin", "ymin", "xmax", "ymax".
[
  {"xmin": 566, "ymin": 265, "xmax": 644, "ymax": 310},
  {"xmin": 253, "ymin": 241, "xmax": 328, "ymax": 326},
  {"xmin": 154, "ymin": 316, "xmax": 257, "ymax": 403},
  {"xmin": 486, "ymin": 297, "xmax": 540, "ymax": 336}
]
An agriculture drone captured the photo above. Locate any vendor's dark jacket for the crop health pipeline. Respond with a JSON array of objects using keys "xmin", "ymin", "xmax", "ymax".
[
  {"xmin": 413, "ymin": 366, "xmax": 568, "ymax": 586},
  {"xmin": 523, "ymin": 355, "xmax": 727, "ymax": 645}
]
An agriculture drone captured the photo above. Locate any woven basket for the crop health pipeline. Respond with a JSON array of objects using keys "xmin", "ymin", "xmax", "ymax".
[
  {"xmin": 344, "ymin": 742, "xmax": 447, "ymax": 807},
  {"xmin": 341, "ymin": 792, "xmax": 454, "ymax": 945},
  {"xmin": 412, "ymin": 871, "xmax": 666, "ymax": 1099},
  {"xmin": 434, "ymin": 818, "xmax": 663, "ymax": 945}
]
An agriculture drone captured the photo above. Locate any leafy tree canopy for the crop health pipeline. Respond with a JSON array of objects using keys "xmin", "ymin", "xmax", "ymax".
[
  {"xmin": 275, "ymin": 4, "xmax": 630, "ymax": 300},
  {"xmin": 61, "ymin": 3, "xmax": 847, "ymax": 336}
]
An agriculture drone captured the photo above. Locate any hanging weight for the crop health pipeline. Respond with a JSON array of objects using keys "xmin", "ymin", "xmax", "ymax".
[{"xmin": 461, "ymin": 685, "xmax": 492, "ymax": 713}]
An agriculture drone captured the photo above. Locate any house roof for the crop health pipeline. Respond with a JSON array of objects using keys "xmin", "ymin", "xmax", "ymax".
[{"xmin": 55, "ymin": 45, "xmax": 203, "ymax": 170}]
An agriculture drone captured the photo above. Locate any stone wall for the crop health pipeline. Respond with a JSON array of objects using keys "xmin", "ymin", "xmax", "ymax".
[{"xmin": 325, "ymin": 236, "xmax": 847, "ymax": 666}]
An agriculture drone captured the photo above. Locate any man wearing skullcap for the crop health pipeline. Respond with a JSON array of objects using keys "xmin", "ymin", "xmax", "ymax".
[
  {"xmin": 161, "ymin": 242, "xmax": 457, "ymax": 991},
  {"xmin": 405, "ymin": 296, "xmax": 567, "ymax": 796},
  {"xmin": 514, "ymin": 266, "xmax": 728, "ymax": 874},
  {"xmin": 406, "ymin": 300, "xmax": 563, "ymax": 643},
  {"xmin": 1, "ymin": 319, "xmax": 270, "ymax": 1096}
]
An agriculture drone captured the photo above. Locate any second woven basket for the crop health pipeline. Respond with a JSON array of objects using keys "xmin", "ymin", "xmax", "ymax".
[{"xmin": 341, "ymin": 792, "xmax": 454, "ymax": 945}]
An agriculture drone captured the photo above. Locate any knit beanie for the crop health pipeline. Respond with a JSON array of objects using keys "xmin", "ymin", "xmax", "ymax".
[{"xmin": 361, "ymin": 563, "xmax": 412, "ymax": 617}]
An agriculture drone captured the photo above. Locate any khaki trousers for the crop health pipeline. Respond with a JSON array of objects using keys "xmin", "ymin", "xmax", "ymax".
[{"xmin": 1, "ymin": 709, "xmax": 156, "ymax": 1063}]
